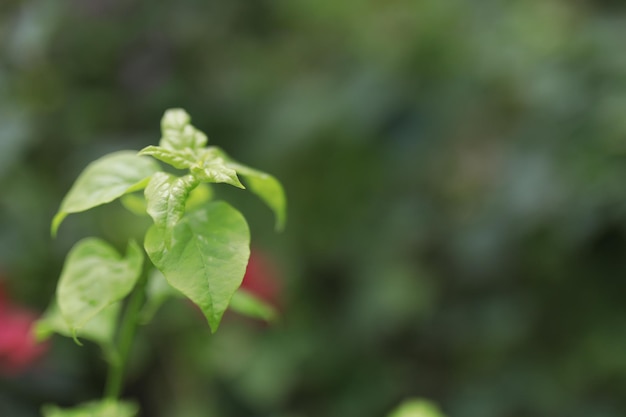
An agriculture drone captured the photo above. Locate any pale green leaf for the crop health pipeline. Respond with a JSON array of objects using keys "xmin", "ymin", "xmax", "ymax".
[
  {"xmin": 160, "ymin": 109, "xmax": 207, "ymax": 150},
  {"xmin": 161, "ymin": 108, "xmax": 190, "ymax": 131},
  {"xmin": 138, "ymin": 145, "xmax": 196, "ymax": 169},
  {"xmin": 145, "ymin": 172, "xmax": 199, "ymax": 230},
  {"xmin": 387, "ymin": 399, "xmax": 446, "ymax": 417},
  {"xmin": 213, "ymin": 148, "xmax": 287, "ymax": 230},
  {"xmin": 52, "ymin": 151, "xmax": 160, "ymax": 236},
  {"xmin": 229, "ymin": 290, "xmax": 277, "ymax": 322},
  {"xmin": 57, "ymin": 239, "xmax": 144, "ymax": 339},
  {"xmin": 191, "ymin": 148, "xmax": 244, "ymax": 188},
  {"xmin": 145, "ymin": 202, "xmax": 250, "ymax": 332},
  {"xmin": 42, "ymin": 399, "xmax": 139, "ymax": 417},
  {"xmin": 35, "ymin": 300, "xmax": 120, "ymax": 348}
]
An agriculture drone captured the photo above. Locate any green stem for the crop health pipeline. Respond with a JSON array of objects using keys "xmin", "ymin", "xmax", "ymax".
[{"xmin": 104, "ymin": 271, "xmax": 148, "ymax": 400}]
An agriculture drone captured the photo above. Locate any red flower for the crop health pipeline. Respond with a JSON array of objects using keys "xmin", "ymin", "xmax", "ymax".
[
  {"xmin": 0, "ymin": 281, "xmax": 48, "ymax": 375},
  {"xmin": 240, "ymin": 249, "xmax": 282, "ymax": 308}
]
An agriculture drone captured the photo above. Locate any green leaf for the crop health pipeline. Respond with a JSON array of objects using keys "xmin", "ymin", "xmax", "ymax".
[
  {"xmin": 145, "ymin": 202, "xmax": 250, "ymax": 332},
  {"xmin": 387, "ymin": 399, "xmax": 446, "ymax": 417},
  {"xmin": 160, "ymin": 108, "xmax": 207, "ymax": 151},
  {"xmin": 51, "ymin": 151, "xmax": 160, "ymax": 236},
  {"xmin": 191, "ymin": 148, "xmax": 244, "ymax": 188},
  {"xmin": 138, "ymin": 145, "xmax": 196, "ymax": 170},
  {"xmin": 42, "ymin": 399, "xmax": 139, "ymax": 417},
  {"xmin": 231, "ymin": 163, "xmax": 286, "ymax": 231},
  {"xmin": 35, "ymin": 300, "xmax": 120, "ymax": 348},
  {"xmin": 213, "ymin": 148, "xmax": 287, "ymax": 230},
  {"xmin": 145, "ymin": 172, "xmax": 199, "ymax": 230},
  {"xmin": 161, "ymin": 108, "xmax": 190, "ymax": 131},
  {"xmin": 57, "ymin": 238, "xmax": 144, "ymax": 340},
  {"xmin": 229, "ymin": 290, "xmax": 277, "ymax": 322}
]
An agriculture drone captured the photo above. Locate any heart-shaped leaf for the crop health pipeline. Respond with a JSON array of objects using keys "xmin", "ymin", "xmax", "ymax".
[
  {"xmin": 144, "ymin": 201, "xmax": 250, "ymax": 332},
  {"xmin": 57, "ymin": 238, "xmax": 144, "ymax": 340}
]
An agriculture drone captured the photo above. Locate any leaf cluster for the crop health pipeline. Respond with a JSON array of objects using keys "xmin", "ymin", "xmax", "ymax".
[{"xmin": 37, "ymin": 109, "xmax": 285, "ymax": 415}]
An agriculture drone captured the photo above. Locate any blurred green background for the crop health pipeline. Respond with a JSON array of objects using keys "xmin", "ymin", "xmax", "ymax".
[{"xmin": 2, "ymin": 0, "xmax": 626, "ymax": 416}]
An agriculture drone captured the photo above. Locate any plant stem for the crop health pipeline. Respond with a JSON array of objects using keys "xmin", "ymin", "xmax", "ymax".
[{"xmin": 104, "ymin": 271, "xmax": 148, "ymax": 400}]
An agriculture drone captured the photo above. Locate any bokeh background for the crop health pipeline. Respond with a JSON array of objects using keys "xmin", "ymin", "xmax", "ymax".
[{"xmin": 2, "ymin": 1, "xmax": 626, "ymax": 416}]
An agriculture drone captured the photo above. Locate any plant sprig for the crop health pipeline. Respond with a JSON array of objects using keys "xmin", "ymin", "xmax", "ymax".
[{"xmin": 37, "ymin": 109, "xmax": 286, "ymax": 417}]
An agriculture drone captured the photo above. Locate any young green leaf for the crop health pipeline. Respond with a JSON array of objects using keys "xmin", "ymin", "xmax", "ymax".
[
  {"xmin": 35, "ymin": 300, "xmax": 121, "ymax": 348},
  {"xmin": 145, "ymin": 172, "xmax": 199, "ymax": 230},
  {"xmin": 57, "ymin": 238, "xmax": 144, "ymax": 340},
  {"xmin": 161, "ymin": 108, "xmax": 190, "ymax": 131},
  {"xmin": 229, "ymin": 290, "xmax": 278, "ymax": 322},
  {"xmin": 42, "ymin": 399, "xmax": 139, "ymax": 417},
  {"xmin": 144, "ymin": 201, "xmax": 250, "ymax": 332},
  {"xmin": 191, "ymin": 148, "xmax": 244, "ymax": 188},
  {"xmin": 213, "ymin": 148, "xmax": 287, "ymax": 230},
  {"xmin": 137, "ymin": 145, "xmax": 196, "ymax": 170},
  {"xmin": 52, "ymin": 151, "xmax": 160, "ymax": 236},
  {"xmin": 160, "ymin": 109, "xmax": 207, "ymax": 150}
]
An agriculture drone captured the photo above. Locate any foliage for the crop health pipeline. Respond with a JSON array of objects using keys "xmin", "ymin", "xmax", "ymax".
[
  {"xmin": 35, "ymin": 109, "xmax": 285, "ymax": 415},
  {"xmin": 387, "ymin": 399, "xmax": 446, "ymax": 417},
  {"xmin": 2, "ymin": 0, "xmax": 626, "ymax": 416},
  {"xmin": 41, "ymin": 400, "xmax": 138, "ymax": 417}
]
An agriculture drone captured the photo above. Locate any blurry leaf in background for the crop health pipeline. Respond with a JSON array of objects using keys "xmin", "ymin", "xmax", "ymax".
[
  {"xmin": 35, "ymin": 301, "xmax": 120, "ymax": 352},
  {"xmin": 41, "ymin": 399, "xmax": 138, "ymax": 417},
  {"xmin": 229, "ymin": 290, "xmax": 277, "ymax": 323},
  {"xmin": 387, "ymin": 399, "xmax": 446, "ymax": 417}
]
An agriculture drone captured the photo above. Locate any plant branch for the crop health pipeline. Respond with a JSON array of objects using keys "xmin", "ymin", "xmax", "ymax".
[{"xmin": 104, "ymin": 269, "xmax": 148, "ymax": 400}]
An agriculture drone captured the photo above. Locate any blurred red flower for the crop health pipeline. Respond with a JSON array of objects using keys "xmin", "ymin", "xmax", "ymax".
[
  {"xmin": 240, "ymin": 249, "xmax": 282, "ymax": 308},
  {"xmin": 0, "ymin": 281, "xmax": 48, "ymax": 375}
]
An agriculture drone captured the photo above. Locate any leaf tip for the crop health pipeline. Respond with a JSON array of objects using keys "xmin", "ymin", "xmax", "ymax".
[
  {"xmin": 206, "ymin": 310, "xmax": 224, "ymax": 334},
  {"xmin": 208, "ymin": 320, "xmax": 220, "ymax": 334},
  {"xmin": 51, "ymin": 212, "xmax": 66, "ymax": 238},
  {"xmin": 162, "ymin": 108, "xmax": 191, "ymax": 130},
  {"xmin": 71, "ymin": 330, "xmax": 84, "ymax": 346},
  {"xmin": 137, "ymin": 147, "xmax": 150, "ymax": 157},
  {"xmin": 275, "ymin": 215, "xmax": 286, "ymax": 232}
]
